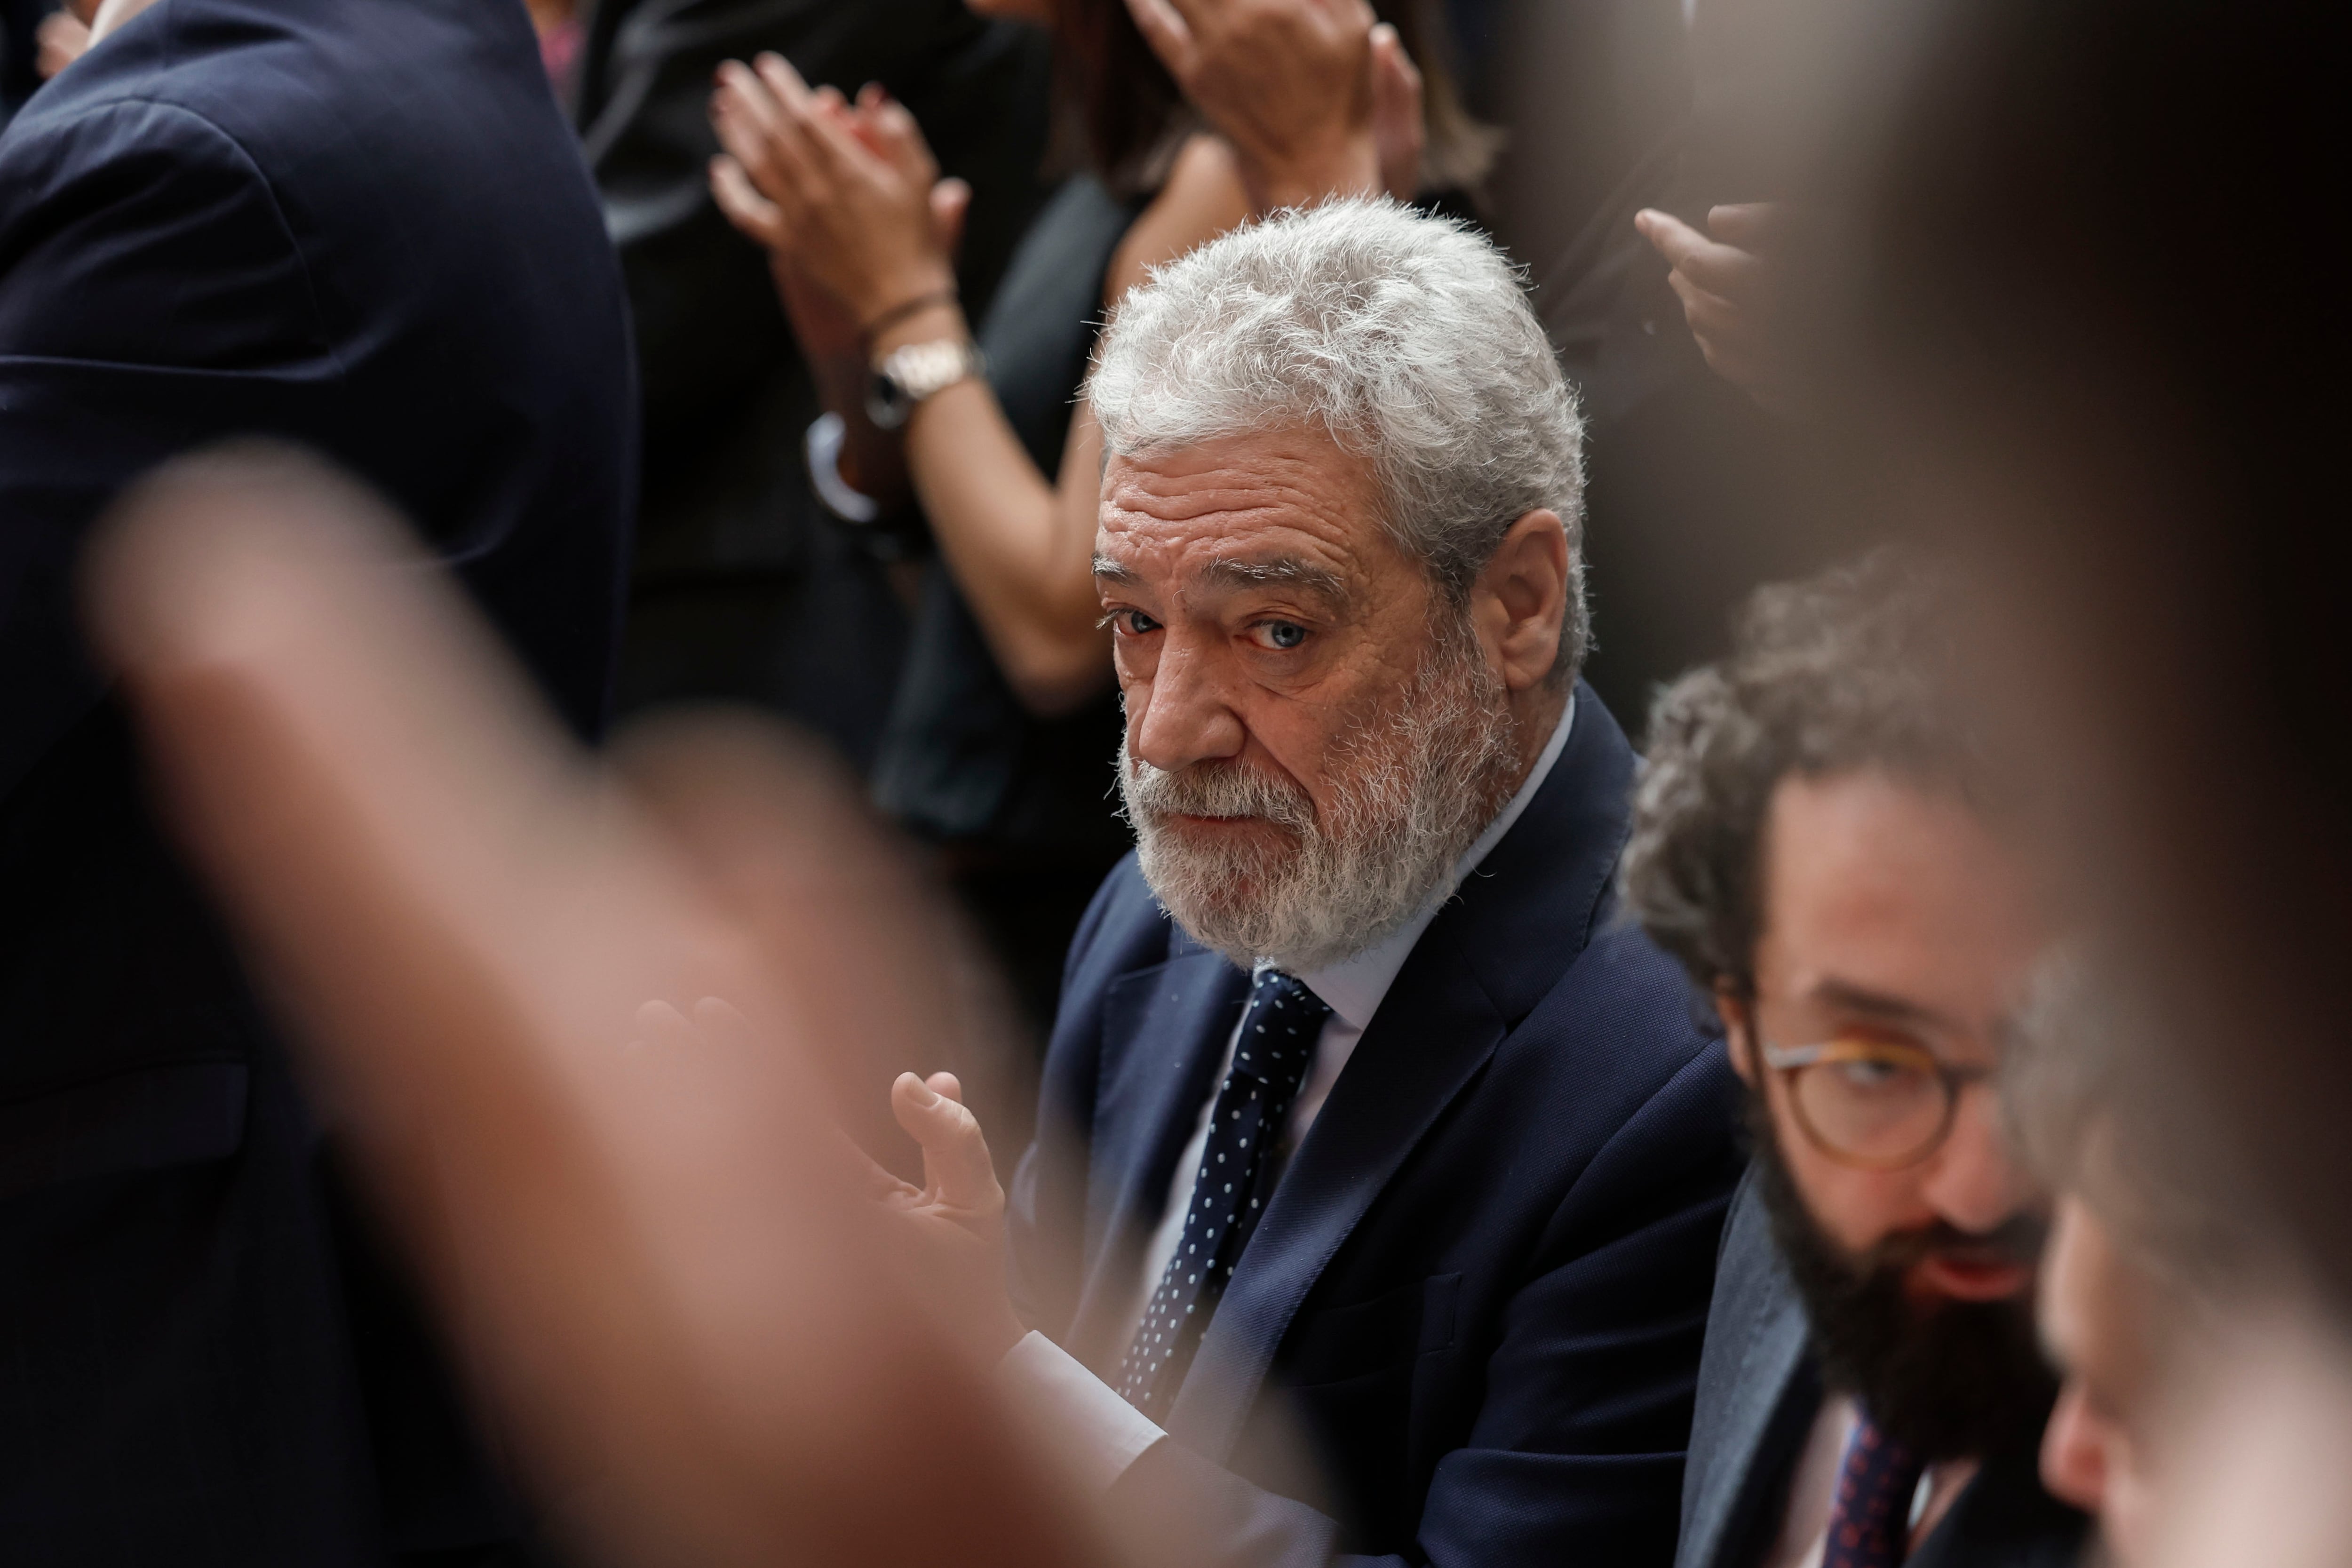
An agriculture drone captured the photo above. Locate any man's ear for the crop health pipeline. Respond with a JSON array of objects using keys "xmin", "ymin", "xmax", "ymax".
[
  {"xmin": 1470, "ymin": 509, "xmax": 1568, "ymax": 693},
  {"xmin": 1716, "ymin": 984, "xmax": 1759, "ymax": 1086}
]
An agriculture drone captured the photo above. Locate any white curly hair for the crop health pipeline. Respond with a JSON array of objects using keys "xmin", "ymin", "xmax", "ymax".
[{"xmin": 1087, "ymin": 197, "xmax": 1589, "ymax": 672}]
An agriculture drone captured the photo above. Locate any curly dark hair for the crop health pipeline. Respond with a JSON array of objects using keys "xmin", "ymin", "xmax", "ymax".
[{"xmin": 1621, "ymin": 548, "xmax": 1979, "ymax": 999}]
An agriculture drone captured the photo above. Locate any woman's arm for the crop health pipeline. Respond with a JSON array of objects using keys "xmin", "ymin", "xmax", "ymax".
[
  {"xmin": 888, "ymin": 135, "xmax": 1248, "ymax": 716},
  {"xmin": 710, "ymin": 60, "xmax": 1245, "ymax": 717}
]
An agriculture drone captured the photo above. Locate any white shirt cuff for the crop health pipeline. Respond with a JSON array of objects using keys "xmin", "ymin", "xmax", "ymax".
[
  {"xmin": 804, "ymin": 411, "xmax": 881, "ymax": 524},
  {"xmin": 996, "ymin": 1330, "xmax": 1165, "ymax": 1492}
]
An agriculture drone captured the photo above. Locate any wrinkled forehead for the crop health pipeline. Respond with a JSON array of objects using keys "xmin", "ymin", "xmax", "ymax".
[
  {"xmin": 1094, "ymin": 431, "xmax": 1414, "ymax": 606},
  {"xmin": 1756, "ymin": 770, "xmax": 2045, "ymax": 1043}
]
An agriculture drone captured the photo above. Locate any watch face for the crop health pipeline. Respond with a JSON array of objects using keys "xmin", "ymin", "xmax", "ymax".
[{"xmin": 866, "ymin": 368, "xmax": 911, "ymax": 431}]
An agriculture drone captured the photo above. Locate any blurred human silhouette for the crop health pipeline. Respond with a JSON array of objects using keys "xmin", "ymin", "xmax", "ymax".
[
  {"xmin": 79, "ymin": 445, "xmax": 1129, "ymax": 1568},
  {"xmin": 1813, "ymin": 0, "xmax": 2352, "ymax": 1560},
  {"xmin": 2001, "ymin": 952, "xmax": 2335, "ymax": 1568},
  {"xmin": 1624, "ymin": 554, "xmax": 2088, "ymax": 1568},
  {"xmin": 0, "ymin": 0, "xmax": 633, "ymax": 1559}
]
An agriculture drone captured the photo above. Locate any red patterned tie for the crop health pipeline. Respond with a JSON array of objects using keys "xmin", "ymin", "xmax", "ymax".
[{"xmin": 1822, "ymin": 1412, "xmax": 1926, "ymax": 1568}]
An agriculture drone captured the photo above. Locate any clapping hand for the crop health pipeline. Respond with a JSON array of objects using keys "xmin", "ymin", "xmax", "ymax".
[
  {"xmin": 866, "ymin": 1071, "xmax": 1028, "ymax": 1364},
  {"xmin": 629, "ymin": 1001, "xmax": 1027, "ymax": 1366},
  {"xmin": 708, "ymin": 56, "xmax": 969, "ymax": 334},
  {"xmin": 1123, "ymin": 0, "xmax": 1425, "ymax": 211},
  {"xmin": 1635, "ymin": 203, "xmax": 1806, "ymax": 417}
]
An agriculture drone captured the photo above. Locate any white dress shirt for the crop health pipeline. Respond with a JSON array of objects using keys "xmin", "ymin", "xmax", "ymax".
[{"xmin": 999, "ymin": 696, "xmax": 1576, "ymax": 1489}]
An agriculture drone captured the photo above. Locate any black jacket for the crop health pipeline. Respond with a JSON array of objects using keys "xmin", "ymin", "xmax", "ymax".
[{"xmin": 0, "ymin": 0, "xmax": 634, "ymax": 1559}]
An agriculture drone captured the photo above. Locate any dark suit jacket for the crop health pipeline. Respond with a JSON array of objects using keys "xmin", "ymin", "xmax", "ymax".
[
  {"xmin": 1010, "ymin": 688, "xmax": 1747, "ymax": 1567},
  {"xmin": 0, "ymin": 0, "xmax": 633, "ymax": 1560},
  {"xmin": 1675, "ymin": 1171, "xmax": 2091, "ymax": 1568}
]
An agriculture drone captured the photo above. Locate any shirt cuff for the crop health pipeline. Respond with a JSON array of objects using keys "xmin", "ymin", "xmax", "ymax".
[
  {"xmin": 996, "ymin": 1329, "xmax": 1166, "ymax": 1492},
  {"xmin": 804, "ymin": 411, "xmax": 881, "ymax": 524}
]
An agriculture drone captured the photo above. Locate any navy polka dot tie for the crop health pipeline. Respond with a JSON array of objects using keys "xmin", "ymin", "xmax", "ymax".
[
  {"xmin": 1822, "ymin": 1411, "xmax": 1925, "ymax": 1568},
  {"xmin": 1116, "ymin": 968, "xmax": 1331, "ymax": 1418}
]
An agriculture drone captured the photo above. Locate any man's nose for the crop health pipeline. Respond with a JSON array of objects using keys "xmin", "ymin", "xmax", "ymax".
[
  {"xmin": 1132, "ymin": 636, "xmax": 1247, "ymax": 773},
  {"xmin": 2038, "ymin": 1378, "xmax": 2111, "ymax": 1515},
  {"xmin": 1922, "ymin": 1081, "xmax": 2029, "ymax": 1234}
]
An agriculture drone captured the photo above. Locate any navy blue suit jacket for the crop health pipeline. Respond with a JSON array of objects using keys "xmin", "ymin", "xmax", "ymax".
[
  {"xmin": 0, "ymin": 1, "xmax": 633, "ymax": 1560},
  {"xmin": 1010, "ymin": 688, "xmax": 1746, "ymax": 1567}
]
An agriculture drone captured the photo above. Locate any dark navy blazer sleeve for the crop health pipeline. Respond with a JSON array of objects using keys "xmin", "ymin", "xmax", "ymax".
[
  {"xmin": 0, "ymin": 99, "xmax": 330, "ymax": 796},
  {"xmin": 0, "ymin": 4, "xmax": 633, "ymax": 1556}
]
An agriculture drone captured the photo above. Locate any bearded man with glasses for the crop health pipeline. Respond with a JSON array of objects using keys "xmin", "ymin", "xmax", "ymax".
[{"xmin": 1624, "ymin": 552, "xmax": 2090, "ymax": 1568}]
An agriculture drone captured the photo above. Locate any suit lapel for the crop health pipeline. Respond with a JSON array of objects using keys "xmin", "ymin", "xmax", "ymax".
[
  {"xmin": 1063, "ymin": 948, "xmax": 1249, "ymax": 1371},
  {"xmin": 1681, "ymin": 1281, "xmax": 1814, "ymax": 1568},
  {"xmin": 1678, "ymin": 1174, "xmax": 1822, "ymax": 1568},
  {"xmin": 1164, "ymin": 914, "xmax": 1507, "ymax": 1460},
  {"xmin": 1164, "ymin": 685, "xmax": 1642, "ymax": 1463}
]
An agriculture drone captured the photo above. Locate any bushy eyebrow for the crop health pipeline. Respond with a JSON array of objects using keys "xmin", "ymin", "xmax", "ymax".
[
  {"xmin": 1200, "ymin": 555, "xmax": 1350, "ymax": 605},
  {"xmin": 1808, "ymin": 977, "xmax": 1963, "ymax": 1037},
  {"xmin": 1092, "ymin": 553, "xmax": 1352, "ymax": 610}
]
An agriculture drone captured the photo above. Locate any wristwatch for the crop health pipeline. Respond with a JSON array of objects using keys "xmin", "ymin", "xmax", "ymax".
[{"xmin": 866, "ymin": 336, "xmax": 986, "ymax": 430}]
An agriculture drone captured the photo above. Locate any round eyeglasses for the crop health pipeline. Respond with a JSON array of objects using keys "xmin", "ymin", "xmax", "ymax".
[{"xmin": 1758, "ymin": 1036, "xmax": 1995, "ymax": 1170}]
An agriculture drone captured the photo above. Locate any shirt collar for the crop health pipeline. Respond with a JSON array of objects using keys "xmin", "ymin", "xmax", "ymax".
[{"xmin": 1287, "ymin": 692, "xmax": 1576, "ymax": 1032}]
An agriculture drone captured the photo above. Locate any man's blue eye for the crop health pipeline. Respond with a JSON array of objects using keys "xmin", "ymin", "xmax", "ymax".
[
  {"xmin": 1264, "ymin": 622, "xmax": 1305, "ymax": 650},
  {"xmin": 1121, "ymin": 610, "xmax": 1160, "ymax": 635}
]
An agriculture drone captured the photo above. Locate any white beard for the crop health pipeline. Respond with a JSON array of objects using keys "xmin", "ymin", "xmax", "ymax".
[{"xmin": 1120, "ymin": 621, "xmax": 1527, "ymax": 972}]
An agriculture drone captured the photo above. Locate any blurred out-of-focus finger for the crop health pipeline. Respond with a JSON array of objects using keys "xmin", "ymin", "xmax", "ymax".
[
  {"xmin": 1665, "ymin": 268, "xmax": 1752, "ymax": 343},
  {"xmin": 929, "ymin": 177, "xmax": 971, "ymax": 259},
  {"xmin": 1122, "ymin": 0, "xmax": 1198, "ymax": 77},
  {"xmin": 1641, "ymin": 209, "xmax": 1767, "ymax": 299},
  {"xmin": 1707, "ymin": 201, "xmax": 1785, "ymax": 252},
  {"xmin": 751, "ymin": 50, "xmax": 858, "ymax": 183},
  {"xmin": 749, "ymin": 49, "xmax": 816, "ymax": 112},
  {"xmin": 1636, "ymin": 208, "xmax": 1714, "ymax": 272},
  {"xmin": 865, "ymin": 95, "xmax": 939, "ymax": 183},
  {"xmin": 708, "ymin": 156, "xmax": 787, "ymax": 248},
  {"xmin": 711, "ymin": 64, "xmax": 813, "ymax": 198}
]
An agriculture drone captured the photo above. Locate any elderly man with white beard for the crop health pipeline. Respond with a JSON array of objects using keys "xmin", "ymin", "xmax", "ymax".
[{"xmin": 879, "ymin": 200, "xmax": 1745, "ymax": 1567}]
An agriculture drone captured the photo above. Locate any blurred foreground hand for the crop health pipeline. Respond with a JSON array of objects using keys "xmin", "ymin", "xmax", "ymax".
[
  {"xmin": 80, "ymin": 447, "xmax": 1128, "ymax": 1568},
  {"xmin": 36, "ymin": 0, "xmax": 97, "ymax": 77}
]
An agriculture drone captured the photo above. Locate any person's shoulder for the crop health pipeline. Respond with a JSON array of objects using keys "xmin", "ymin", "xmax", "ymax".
[
  {"xmin": 1520, "ymin": 908, "xmax": 1720, "ymax": 1083},
  {"xmin": 10, "ymin": 0, "xmax": 540, "ymax": 172},
  {"xmin": 0, "ymin": 9, "xmax": 294, "ymax": 191},
  {"xmin": 0, "ymin": 76, "xmax": 307, "ymax": 342},
  {"xmin": 1475, "ymin": 907, "xmax": 1737, "ymax": 1200}
]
